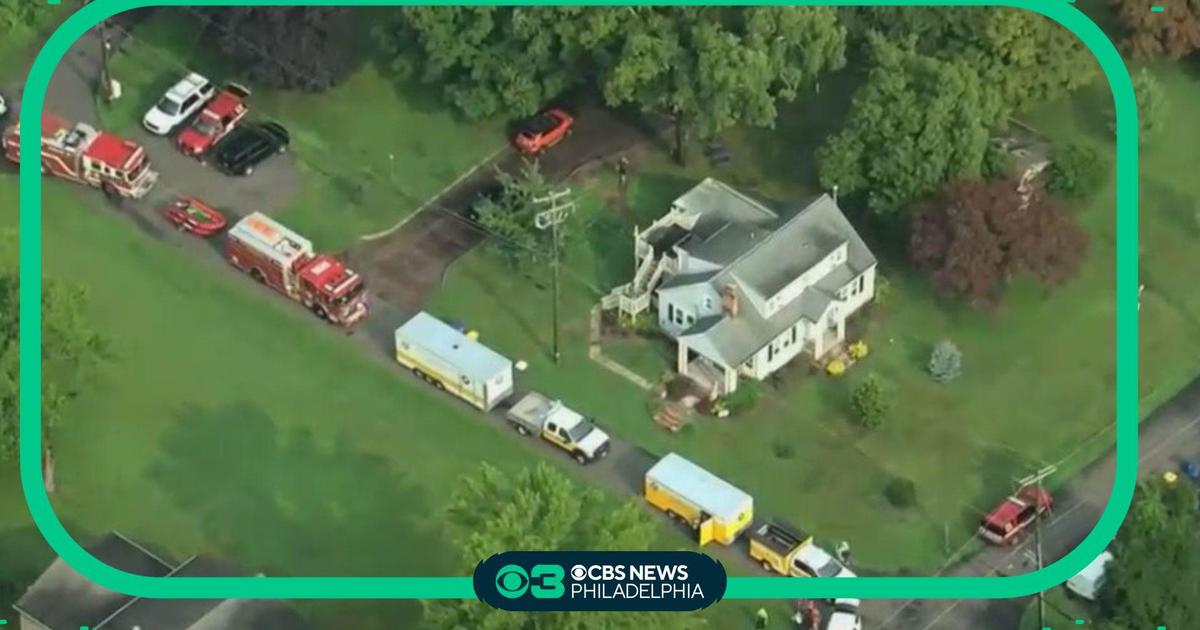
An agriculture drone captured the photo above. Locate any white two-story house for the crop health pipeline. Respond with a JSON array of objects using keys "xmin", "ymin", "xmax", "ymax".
[{"xmin": 605, "ymin": 178, "xmax": 877, "ymax": 395}]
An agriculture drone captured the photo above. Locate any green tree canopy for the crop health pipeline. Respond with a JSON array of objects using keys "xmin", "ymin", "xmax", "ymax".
[
  {"xmin": 380, "ymin": 7, "xmax": 846, "ymax": 160},
  {"xmin": 0, "ymin": 0, "xmax": 54, "ymax": 32},
  {"xmin": 423, "ymin": 461, "xmax": 700, "ymax": 630},
  {"xmin": 818, "ymin": 34, "xmax": 990, "ymax": 217},
  {"xmin": 474, "ymin": 159, "xmax": 578, "ymax": 272},
  {"xmin": 1096, "ymin": 478, "xmax": 1200, "ymax": 630},
  {"xmin": 0, "ymin": 231, "xmax": 109, "ymax": 461}
]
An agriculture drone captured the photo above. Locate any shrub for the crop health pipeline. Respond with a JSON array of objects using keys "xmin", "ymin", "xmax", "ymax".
[
  {"xmin": 873, "ymin": 274, "xmax": 893, "ymax": 307},
  {"xmin": 1045, "ymin": 143, "xmax": 1109, "ymax": 200},
  {"xmin": 928, "ymin": 340, "xmax": 963, "ymax": 383},
  {"xmin": 848, "ymin": 340, "xmax": 869, "ymax": 360},
  {"xmin": 723, "ymin": 379, "xmax": 764, "ymax": 415},
  {"xmin": 982, "ymin": 142, "xmax": 1015, "ymax": 181},
  {"xmin": 851, "ymin": 373, "xmax": 891, "ymax": 429},
  {"xmin": 885, "ymin": 477, "xmax": 918, "ymax": 508},
  {"xmin": 826, "ymin": 359, "xmax": 847, "ymax": 376},
  {"xmin": 771, "ymin": 441, "xmax": 796, "ymax": 459}
]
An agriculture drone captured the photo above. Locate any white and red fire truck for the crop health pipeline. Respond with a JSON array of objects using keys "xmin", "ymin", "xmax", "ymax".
[
  {"xmin": 2, "ymin": 113, "xmax": 158, "ymax": 199},
  {"xmin": 226, "ymin": 212, "xmax": 369, "ymax": 327}
]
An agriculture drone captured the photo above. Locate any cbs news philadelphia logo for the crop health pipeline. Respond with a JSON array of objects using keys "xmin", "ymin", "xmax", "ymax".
[{"xmin": 475, "ymin": 551, "xmax": 726, "ymax": 612}]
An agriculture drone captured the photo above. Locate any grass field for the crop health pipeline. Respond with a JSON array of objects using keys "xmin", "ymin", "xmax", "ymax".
[
  {"xmin": 1018, "ymin": 587, "xmax": 1094, "ymax": 629},
  {"xmin": 429, "ymin": 58, "xmax": 1200, "ymax": 574},
  {"xmin": 98, "ymin": 9, "xmax": 506, "ymax": 248}
]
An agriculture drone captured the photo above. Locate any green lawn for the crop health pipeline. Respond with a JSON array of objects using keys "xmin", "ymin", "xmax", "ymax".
[
  {"xmin": 429, "ymin": 58, "xmax": 1200, "ymax": 574},
  {"xmin": 99, "ymin": 9, "xmax": 506, "ymax": 248}
]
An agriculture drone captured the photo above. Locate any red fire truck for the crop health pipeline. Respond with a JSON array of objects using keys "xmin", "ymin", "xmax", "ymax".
[
  {"xmin": 2, "ymin": 113, "xmax": 158, "ymax": 199},
  {"xmin": 226, "ymin": 212, "xmax": 369, "ymax": 327}
]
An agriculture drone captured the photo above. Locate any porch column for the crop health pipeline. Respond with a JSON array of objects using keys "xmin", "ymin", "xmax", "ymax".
[
  {"xmin": 813, "ymin": 325, "xmax": 825, "ymax": 358},
  {"xmin": 677, "ymin": 340, "xmax": 690, "ymax": 375},
  {"xmin": 836, "ymin": 316, "xmax": 846, "ymax": 342},
  {"xmin": 723, "ymin": 364, "xmax": 738, "ymax": 394}
]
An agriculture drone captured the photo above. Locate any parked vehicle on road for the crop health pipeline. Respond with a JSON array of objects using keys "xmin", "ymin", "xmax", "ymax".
[
  {"xmin": 176, "ymin": 83, "xmax": 250, "ymax": 157},
  {"xmin": 2, "ymin": 113, "xmax": 158, "ymax": 199},
  {"xmin": 465, "ymin": 183, "xmax": 505, "ymax": 223},
  {"xmin": 513, "ymin": 108, "xmax": 573, "ymax": 155},
  {"xmin": 0, "ymin": 92, "xmax": 8, "ymax": 119},
  {"xmin": 393, "ymin": 312, "xmax": 514, "ymax": 411},
  {"xmin": 212, "ymin": 121, "xmax": 289, "ymax": 176},
  {"xmin": 791, "ymin": 543, "xmax": 854, "ymax": 579},
  {"xmin": 826, "ymin": 599, "xmax": 863, "ymax": 630},
  {"xmin": 749, "ymin": 521, "xmax": 813, "ymax": 575},
  {"xmin": 506, "ymin": 392, "xmax": 611, "ymax": 465},
  {"xmin": 1065, "ymin": 550, "xmax": 1112, "ymax": 601},
  {"xmin": 645, "ymin": 452, "xmax": 754, "ymax": 546},
  {"xmin": 226, "ymin": 212, "xmax": 369, "ymax": 327},
  {"xmin": 142, "ymin": 72, "xmax": 215, "ymax": 135},
  {"xmin": 979, "ymin": 486, "xmax": 1053, "ymax": 545},
  {"xmin": 162, "ymin": 195, "xmax": 227, "ymax": 237}
]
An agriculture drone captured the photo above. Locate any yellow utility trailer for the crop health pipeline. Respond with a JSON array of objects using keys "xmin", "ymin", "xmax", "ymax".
[
  {"xmin": 748, "ymin": 521, "xmax": 812, "ymax": 575},
  {"xmin": 644, "ymin": 453, "xmax": 754, "ymax": 546}
]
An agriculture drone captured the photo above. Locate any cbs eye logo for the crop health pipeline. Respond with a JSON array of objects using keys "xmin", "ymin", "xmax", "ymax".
[{"xmin": 494, "ymin": 564, "xmax": 565, "ymax": 599}]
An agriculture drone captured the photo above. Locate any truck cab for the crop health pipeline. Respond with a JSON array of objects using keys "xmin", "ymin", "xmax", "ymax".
[
  {"xmin": 296, "ymin": 254, "xmax": 368, "ymax": 326},
  {"xmin": 507, "ymin": 392, "xmax": 611, "ymax": 464},
  {"xmin": 749, "ymin": 521, "xmax": 812, "ymax": 575}
]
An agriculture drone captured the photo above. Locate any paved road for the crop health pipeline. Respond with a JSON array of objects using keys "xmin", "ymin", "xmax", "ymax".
[
  {"xmin": 27, "ymin": 16, "xmax": 1200, "ymax": 629},
  {"xmin": 864, "ymin": 378, "xmax": 1200, "ymax": 630},
  {"xmin": 347, "ymin": 103, "xmax": 661, "ymax": 313}
]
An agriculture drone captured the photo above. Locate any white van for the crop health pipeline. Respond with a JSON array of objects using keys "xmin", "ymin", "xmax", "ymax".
[{"xmin": 1065, "ymin": 550, "xmax": 1113, "ymax": 600}]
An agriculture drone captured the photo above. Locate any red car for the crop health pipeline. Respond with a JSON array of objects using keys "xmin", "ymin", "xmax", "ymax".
[
  {"xmin": 176, "ymin": 83, "xmax": 250, "ymax": 158},
  {"xmin": 163, "ymin": 195, "xmax": 227, "ymax": 236},
  {"xmin": 979, "ymin": 486, "xmax": 1053, "ymax": 545},
  {"xmin": 513, "ymin": 108, "xmax": 573, "ymax": 155}
]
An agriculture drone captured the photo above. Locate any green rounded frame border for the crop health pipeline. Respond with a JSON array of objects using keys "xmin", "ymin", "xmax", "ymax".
[{"xmin": 19, "ymin": 0, "xmax": 1138, "ymax": 601}]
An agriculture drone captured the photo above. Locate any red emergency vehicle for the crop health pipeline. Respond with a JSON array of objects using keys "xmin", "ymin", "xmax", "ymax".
[
  {"xmin": 978, "ymin": 486, "xmax": 1053, "ymax": 545},
  {"xmin": 225, "ymin": 212, "xmax": 369, "ymax": 327},
  {"xmin": 2, "ymin": 113, "xmax": 158, "ymax": 199},
  {"xmin": 177, "ymin": 83, "xmax": 250, "ymax": 158}
]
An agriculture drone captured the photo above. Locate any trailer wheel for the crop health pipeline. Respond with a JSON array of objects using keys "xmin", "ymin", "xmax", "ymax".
[
  {"xmin": 760, "ymin": 560, "xmax": 773, "ymax": 573},
  {"xmin": 514, "ymin": 423, "xmax": 530, "ymax": 436},
  {"xmin": 244, "ymin": 166, "xmax": 254, "ymax": 176},
  {"xmin": 432, "ymin": 379, "xmax": 445, "ymax": 391},
  {"xmin": 574, "ymin": 451, "xmax": 588, "ymax": 465},
  {"xmin": 250, "ymin": 268, "xmax": 266, "ymax": 284}
]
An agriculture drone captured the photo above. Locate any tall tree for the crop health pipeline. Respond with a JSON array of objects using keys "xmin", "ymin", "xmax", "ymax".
[
  {"xmin": 846, "ymin": 8, "xmax": 1098, "ymax": 114},
  {"xmin": 1108, "ymin": 67, "xmax": 1170, "ymax": 143},
  {"xmin": 474, "ymin": 159, "xmax": 576, "ymax": 271},
  {"xmin": 0, "ymin": 233, "xmax": 109, "ymax": 483},
  {"xmin": 1112, "ymin": 0, "xmax": 1200, "ymax": 60},
  {"xmin": 1095, "ymin": 478, "xmax": 1200, "ymax": 630},
  {"xmin": 423, "ymin": 461, "xmax": 700, "ymax": 630},
  {"xmin": 908, "ymin": 179, "xmax": 1088, "ymax": 307},
  {"xmin": 199, "ymin": 8, "xmax": 358, "ymax": 91},
  {"xmin": 380, "ymin": 7, "xmax": 846, "ymax": 161},
  {"xmin": 0, "ymin": 0, "xmax": 54, "ymax": 32},
  {"xmin": 818, "ymin": 34, "xmax": 990, "ymax": 217},
  {"xmin": 601, "ymin": 7, "xmax": 846, "ymax": 164}
]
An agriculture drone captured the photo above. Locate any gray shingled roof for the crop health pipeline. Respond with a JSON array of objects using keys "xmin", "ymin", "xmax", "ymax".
[
  {"xmin": 15, "ymin": 533, "xmax": 172, "ymax": 630},
  {"xmin": 676, "ymin": 193, "xmax": 877, "ymax": 367},
  {"xmin": 672, "ymin": 177, "xmax": 778, "ymax": 240},
  {"xmin": 15, "ymin": 534, "xmax": 311, "ymax": 630}
]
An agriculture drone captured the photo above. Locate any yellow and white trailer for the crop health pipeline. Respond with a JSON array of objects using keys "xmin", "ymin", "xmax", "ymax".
[
  {"xmin": 394, "ymin": 311, "xmax": 514, "ymax": 411},
  {"xmin": 644, "ymin": 452, "xmax": 754, "ymax": 546}
]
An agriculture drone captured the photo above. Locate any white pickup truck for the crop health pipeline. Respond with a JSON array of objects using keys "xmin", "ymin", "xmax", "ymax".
[{"xmin": 506, "ymin": 392, "xmax": 611, "ymax": 464}]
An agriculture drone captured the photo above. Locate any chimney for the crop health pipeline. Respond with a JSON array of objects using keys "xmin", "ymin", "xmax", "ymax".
[{"xmin": 721, "ymin": 284, "xmax": 739, "ymax": 318}]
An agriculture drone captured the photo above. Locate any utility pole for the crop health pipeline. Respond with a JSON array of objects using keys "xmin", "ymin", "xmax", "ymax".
[
  {"xmin": 89, "ymin": 0, "xmax": 113, "ymax": 100},
  {"xmin": 1016, "ymin": 464, "xmax": 1056, "ymax": 630},
  {"xmin": 533, "ymin": 187, "xmax": 575, "ymax": 364}
]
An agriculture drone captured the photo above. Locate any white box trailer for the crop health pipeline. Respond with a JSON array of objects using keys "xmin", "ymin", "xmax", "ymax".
[{"xmin": 394, "ymin": 311, "xmax": 514, "ymax": 411}]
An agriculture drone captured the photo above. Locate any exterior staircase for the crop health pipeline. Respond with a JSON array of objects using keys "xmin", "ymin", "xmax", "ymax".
[{"xmin": 603, "ymin": 250, "xmax": 664, "ymax": 320}]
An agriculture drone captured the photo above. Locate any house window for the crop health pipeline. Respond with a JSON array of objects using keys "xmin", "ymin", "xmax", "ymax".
[
  {"xmin": 684, "ymin": 314, "xmax": 695, "ymax": 326},
  {"xmin": 767, "ymin": 343, "xmax": 775, "ymax": 362},
  {"xmin": 704, "ymin": 296, "xmax": 713, "ymax": 311},
  {"xmin": 858, "ymin": 274, "xmax": 865, "ymax": 293},
  {"xmin": 667, "ymin": 303, "xmax": 676, "ymax": 323},
  {"xmin": 791, "ymin": 326, "xmax": 797, "ymax": 345}
]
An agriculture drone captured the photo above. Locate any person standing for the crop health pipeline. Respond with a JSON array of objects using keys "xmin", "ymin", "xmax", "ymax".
[
  {"xmin": 835, "ymin": 540, "xmax": 852, "ymax": 565},
  {"xmin": 755, "ymin": 607, "xmax": 769, "ymax": 629}
]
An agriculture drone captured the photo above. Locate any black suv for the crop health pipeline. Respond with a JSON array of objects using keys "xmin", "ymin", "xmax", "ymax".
[{"xmin": 212, "ymin": 121, "xmax": 289, "ymax": 176}]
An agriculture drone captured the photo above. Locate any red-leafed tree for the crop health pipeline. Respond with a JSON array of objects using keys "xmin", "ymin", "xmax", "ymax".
[
  {"xmin": 909, "ymin": 179, "xmax": 1088, "ymax": 308},
  {"xmin": 1112, "ymin": 0, "xmax": 1200, "ymax": 60}
]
